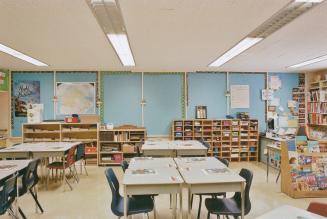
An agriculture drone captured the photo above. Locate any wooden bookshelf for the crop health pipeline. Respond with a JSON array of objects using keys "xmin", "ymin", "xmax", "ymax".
[
  {"xmin": 308, "ymin": 79, "xmax": 327, "ymax": 125},
  {"xmin": 292, "ymin": 73, "xmax": 306, "ymax": 126},
  {"xmin": 22, "ymin": 123, "xmax": 99, "ymax": 165},
  {"xmin": 98, "ymin": 127, "xmax": 146, "ymax": 165},
  {"xmin": 172, "ymin": 119, "xmax": 259, "ymax": 162}
]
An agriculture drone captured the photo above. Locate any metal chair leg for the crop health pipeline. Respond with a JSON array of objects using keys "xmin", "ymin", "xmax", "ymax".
[
  {"xmin": 83, "ymin": 159, "xmax": 88, "ymax": 176},
  {"xmin": 18, "ymin": 207, "xmax": 27, "ymax": 219},
  {"xmin": 207, "ymin": 212, "xmax": 210, "ymax": 219},
  {"xmin": 197, "ymin": 195, "xmax": 202, "ymax": 219},
  {"xmin": 30, "ymin": 187, "xmax": 44, "ymax": 213},
  {"xmin": 191, "ymin": 194, "xmax": 194, "ymax": 209}
]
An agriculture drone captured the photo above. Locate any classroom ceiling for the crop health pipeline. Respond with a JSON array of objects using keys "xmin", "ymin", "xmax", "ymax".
[{"xmin": 0, "ymin": 0, "xmax": 326, "ymax": 73}]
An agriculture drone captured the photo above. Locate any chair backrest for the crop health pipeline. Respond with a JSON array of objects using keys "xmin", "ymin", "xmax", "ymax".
[
  {"xmin": 233, "ymin": 168, "xmax": 253, "ymax": 215},
  {"xmin": 121, "ymin": 160, "xmax": 129, "ymax": 173},
  {"xmin": 76, "ymin": 144, "xmax": 85, "ymax": 161},
  {"xmin": 215, "ymin": 157, "xmax": 229, "ymax": 167},
  {"xmin": 0, "ymin": 173, "xmax": 17, "ymax": 215},
  {"xmin": 198, "ymin": 139, "xmax": 210, "ymax": 149},
  {"xmin": 21, "ymin": 159, "xmax": 40, "ymax": 193},
  {"xmin": 307, "ymin": 202, "xmax": 327, "ymax": 217},
  {"xmin": 104, "ymin": 168, "xmax": 122, "ymax": 216},
  {"xmin": 66, "ymin": 146, "xmax": 77, "ymax": 166}
]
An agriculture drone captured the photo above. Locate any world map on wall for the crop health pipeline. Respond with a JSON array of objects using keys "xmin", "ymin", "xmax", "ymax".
[{"xmin": 56, "ymin": 82, "xmax": 96, "ymax": 115}]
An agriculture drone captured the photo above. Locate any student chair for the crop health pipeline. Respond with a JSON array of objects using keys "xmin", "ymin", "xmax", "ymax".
[
  {"xmin": 47, "ymin": 146, "xmax": 78, "ymax": 190},
  {"xmin": 75, "ymin": 143, "xmax": 88, "ymax": 176},
  {"xmin": 191, "ymin": 157, "xmax": 230, "ymax": 219},
  {"xmin": 18, "ymin": 159, "xmax": 44, "ymax": 219},
  {"xmin": 104, "ymin": 168, "xmax": 154, "ymax": 218},
  {"xmin": 0, "ymin": 173, "xmax": 18, "ymax": 218},
  {"xmin": 120, "ymin": 160, "xmax": 129, "ymax": 173},
  {"xmin": 205, "ymin": 168, "xmax": 253, "ymax": 219},
  {"xmin": 307, "ymin": 202, "xmax": 327, "ymax": 217}
]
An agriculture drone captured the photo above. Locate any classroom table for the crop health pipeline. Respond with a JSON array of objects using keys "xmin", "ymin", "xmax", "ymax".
[
  {"xmin": 123, "ymin": 167, "xmax": 183, "ymax": 219},
  {"xmin": 178, "ymin": 166, "xmax": 245, "ymax": 219},
  {"xmin": 142, "ymin": 140, "xmax": 207, "ymax": 157},
  {"xmin": 0, "ymin": 142, "xmax": 81, "ymax": 190},
  {"xmin": 255, "ymin": 205, "xmax": 326, "ymax": 219},
  {"xmin": 174, "ymin": 157, "xmax": 226, "ymax": 169},
  {"xmin": 128, "ymin": 157, "xmax": 176, "ymax": 169},
  {"xmin": 0, "ymin": 160, "xmax": 31, "ymax": 217}
]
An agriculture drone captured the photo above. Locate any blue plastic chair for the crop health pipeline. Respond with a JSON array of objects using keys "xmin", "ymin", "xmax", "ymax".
[
  {"xmin": 0, "ymin": 173, "xmax": 18, "ymax": 218},
  {"xmin": 120, "ymin": 160, "xmax": 129, "ymax": 173},
  {"xmin": 18, "ymin": 159, "xmax": 43, "ymax": 219},
  {"xmin": 76, "ymin": 143, "xmax": 88, "ymax": 176},
  {"xmin": 104, "ymin": 168, "xmax": 154, "ymax": 218},
  {"xmin": 205, "ymin": 168, "xmax": 253, "ymax": 219}
]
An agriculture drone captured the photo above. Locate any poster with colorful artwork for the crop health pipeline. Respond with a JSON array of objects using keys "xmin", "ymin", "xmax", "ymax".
[
  {"xmin": 0, "ymin": 70, "xmax": 9, "ymax": 91},
  {"xmin": 14, "ymin": 81, "xmax": 40, "ymax": 117},
  {"xmin": 56, "ymin": 82, "xmax": 96, "ymax": 115}
]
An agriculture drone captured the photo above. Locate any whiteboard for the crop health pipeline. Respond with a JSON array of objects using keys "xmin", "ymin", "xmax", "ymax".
[{"xmin": 231, "ymin": 85, "xmax": 250, "ymax": 108}]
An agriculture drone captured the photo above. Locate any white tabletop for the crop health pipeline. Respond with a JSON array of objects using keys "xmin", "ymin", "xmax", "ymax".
[
  {"xmin": 142, "ymin": 140, "xmax": 207, "ymax": 150},
  {"xmin": 174, "ymin": 157, "xmax": 226, "ymax": 168},
  {"xmin": 129, "ymin": 157, "xmax": 176, "ymax": 169},
  {"xmin": 123, "ymin": 167, "xmax": 183, "ymax": 185},
  {"xmin": 0, "ymin": 142, "xmax": 81, "ymax": 153},
  {"xmin": 179, "ymin": 166, "xmax": 245, "ymax": 184},
  {"xmin": 255, "ymin": 205, "xmax": 326, "ymax": 219},
  {"xmin": 0, "ymin": 160, "xmax": 31, "ymax": 181}
]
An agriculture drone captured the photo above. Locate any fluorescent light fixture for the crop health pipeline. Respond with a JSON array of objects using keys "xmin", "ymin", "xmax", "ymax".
[
  {"xmin": 288, "ymin": 54, "xmax": 327, "ymax": 68},
  {"xmin": 0, "ymin": 43, "xmax": 48, "ymax": 66},
  {"xmin": 107, "ymin": 34, "xmax": 135, "ymax": 66},
  {"xmin": 294, "ymin": 0, "xmax": 324, "ymax": 3},
  {"xmin": 209, "ymin": 37, "xmax": 263, "ymax": 67}
]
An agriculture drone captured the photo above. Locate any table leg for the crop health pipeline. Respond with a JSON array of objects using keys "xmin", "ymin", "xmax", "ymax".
[
  {"xmin": 241, "ymin": 182, "xmax": 245, "ymax": 219},
  {"xmin": 179, "ymin": 185, "xmax": 183, "ymax": 219},
  {"xmin": 266, "ymin": 148, "xmax": 269, "ymax": 182},
  {"xmin": 15, "ymin": 174, "xmax": 19, "ymax": 218},
  {"xmin": 124, "ymin": 185, "xmax": 128, "ymax": 219},
  {"xmin": 188, "ymin": 186, "xmax": 191, "ymax": 219},
  {"xmin": 172, "ymin": 193, "xmax": 177, "ymax": 219}
]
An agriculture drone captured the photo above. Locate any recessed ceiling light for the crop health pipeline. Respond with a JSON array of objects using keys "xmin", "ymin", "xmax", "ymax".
[
  {"xmin": 0, "ymin": 43, "xmax": 48, "ymax": 66},
  {"xmin": 88, "ymin": 0, "xmax": 136, "ymax": 67},
  {"xmin": 209, "ymin": 37, "xmax": 263, "ymax": 67},
  {"xmin": 107, "ymin": 34, "xmax": 135, "ymax": 66},
  {"xmin": 287, "ymin": 54, "xmax": 327, "ymax": 68}
]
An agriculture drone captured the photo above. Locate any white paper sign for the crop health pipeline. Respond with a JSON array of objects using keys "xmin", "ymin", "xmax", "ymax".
[
  {"xmin": 261, "ymin": 89, "xmax": 274, "ymax": 100},
  {"xmin": 270, "ymin": 98, "xmax": 280, "ymax": 106},
  {"xmin": 231, "ymin": 85, "xmax": 250, "ymax": 109},
  {"xmin": 279, "ymin": 116, "xmax": 288, "ymax": 127},
  {"xmin": 270, "ymin": 75, "xmax": 281, "ymax": 90}
]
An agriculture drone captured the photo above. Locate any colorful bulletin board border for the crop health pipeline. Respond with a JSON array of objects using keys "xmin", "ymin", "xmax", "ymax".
[{"xmin": 0, "ymin": 69, "xmax": 9, "ymax": 91}]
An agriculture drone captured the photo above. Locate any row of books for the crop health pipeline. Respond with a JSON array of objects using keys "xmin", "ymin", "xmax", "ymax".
[
  {"xmin": 308, "ymin": 113, "xmax": 327, "ymax": 125},
  {"xmin": 310, "ymin": 90, "xmax": 326, "ymax": 102},
  {"xmin": 308, "ymin": 102, "xmax": 327, "ymax": 113}
]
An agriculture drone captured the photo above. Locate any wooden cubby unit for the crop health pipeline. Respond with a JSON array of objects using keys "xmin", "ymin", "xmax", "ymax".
[
  {"xmin": 22, "ymin": 122, "xmax": 99, "ymax": 165},
  {"xmin": 172, "ymin": 119, "xmax": 259, "ymax": 162},
  {"xmin": 98, "ymin": 128, "xmax": 146, "ymax": 165}
]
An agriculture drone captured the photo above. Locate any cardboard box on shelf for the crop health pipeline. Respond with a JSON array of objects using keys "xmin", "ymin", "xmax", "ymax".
[{"xmin": 122, "ymin": 144, "xmax": 135, "ymax": 153}]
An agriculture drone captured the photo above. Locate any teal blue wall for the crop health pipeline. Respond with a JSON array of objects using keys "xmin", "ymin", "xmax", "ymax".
[
  {"xmin": 229, "ymin": 73, "xmax": 266, "ymax": 132},
  {"xmin": 11, "ymin": 71, "xmax": 97, "ymax": 136},
  {"xmin": 269, "ymin": 73, "xmax": 299, "ymax": 115},
  {"xmin": 11, "ymin": 71, "xmax": 299, "ymax": 137},
  {"xmin": 102, "ymin": 73, "xmax": 142, "ymax": 126},
  {"xmin": 12, "ymin": 72, "xmax": 54, "ymax": 136},
  {"xmin": 188, "ymin": 72, "xmax": 226, "ymax": 119},
  {"xmin": 144, "ymin": 73, "xmax": 183, "ymax": 135}
]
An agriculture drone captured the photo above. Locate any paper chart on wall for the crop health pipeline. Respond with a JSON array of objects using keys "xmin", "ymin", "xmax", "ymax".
[
  {"xmin": 270, "ymin": 75, "xmax": 281, "ymax": 90},
  {"xmin": 230, "ymin": 85, "xmax": 249, "ymax": 109},
  {"xmin": 270, "ymin": 98, "xmax": 280, "ymax": 106}
]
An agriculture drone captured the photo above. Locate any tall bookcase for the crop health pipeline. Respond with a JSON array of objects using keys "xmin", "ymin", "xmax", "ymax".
[
  {"xmin": 172, "ymin": 119, "xmax": 259, "ymax": 161},
  {"xmin": 98, "ymin": 128, "xmax": 146, "ymax": 165},
  {"xmin": 22, "ymin": 123, "xmax": 99, "ymax": 165},
  {"xmin": 292, "ymin": 73, "xmax": 306, "ymax": 126},
  {"xmin": 307, "ymin": 79, "xmax": 327, "ymax": 150}
]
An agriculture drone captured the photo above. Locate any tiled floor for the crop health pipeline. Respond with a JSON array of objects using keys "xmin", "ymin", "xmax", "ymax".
[{"xmin": 2, "ymin": 162, "xmax": 326, "ymax": 219}]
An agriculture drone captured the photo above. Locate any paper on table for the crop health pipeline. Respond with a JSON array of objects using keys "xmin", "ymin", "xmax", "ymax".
[
  {"xmin": 278, "ymin": 128, "xmax": 286, "ymax": 136},
  {"xmin": 279, "ymin": 116, "xmax": 288, "ymax": 127}
]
